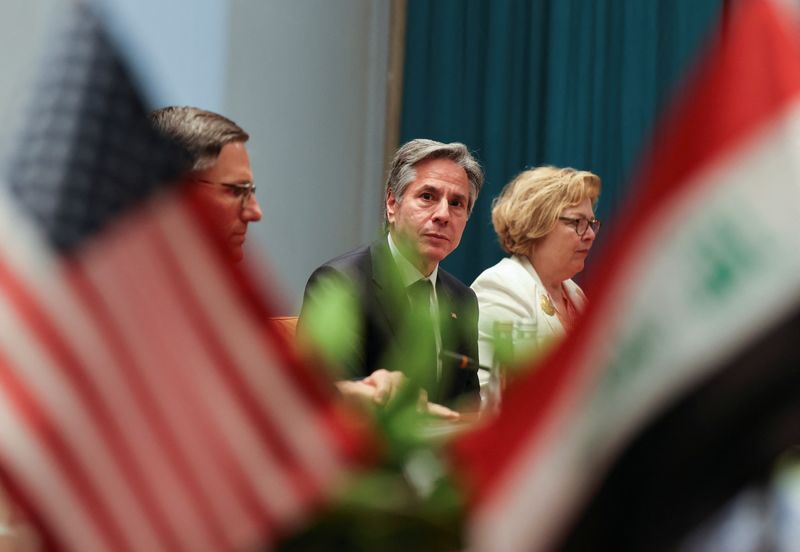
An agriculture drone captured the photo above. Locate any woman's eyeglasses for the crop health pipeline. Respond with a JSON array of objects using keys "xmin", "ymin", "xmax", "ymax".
[{"xmin": 558, "ymin": 216, "xmax": 601, "ymax": 237}]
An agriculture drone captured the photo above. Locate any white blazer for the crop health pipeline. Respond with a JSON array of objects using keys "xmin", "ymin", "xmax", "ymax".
[{"xmin": 470, "ymin": 255, "xmax": 587, "ymax": 369}]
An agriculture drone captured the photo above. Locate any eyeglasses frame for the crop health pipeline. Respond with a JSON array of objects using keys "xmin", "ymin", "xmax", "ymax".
[
  {"xmin": 192, "ymin": 178, "xmax": 257, "ymax": 209},
  {"xmin": 558, "ymin": 215, "xmax": 601, "ymax": 237}
]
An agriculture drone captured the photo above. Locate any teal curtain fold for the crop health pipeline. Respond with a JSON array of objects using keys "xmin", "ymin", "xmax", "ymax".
[{"xmin": 401, "ymin": 0, "xmax": 727, "ymax": 285}]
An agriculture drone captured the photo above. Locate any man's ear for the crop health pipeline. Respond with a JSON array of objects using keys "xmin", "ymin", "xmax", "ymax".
[{"xmin": 386, "ymin": 190, "xmax": 398, "ymax": 225}]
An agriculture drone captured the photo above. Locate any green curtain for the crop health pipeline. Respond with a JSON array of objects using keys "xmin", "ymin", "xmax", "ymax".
[{"xmin": 401, "ymin": 0, "xmax": 727, "ymax": 285}]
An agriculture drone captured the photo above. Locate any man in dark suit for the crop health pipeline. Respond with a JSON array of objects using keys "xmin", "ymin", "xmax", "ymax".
[{"xmin": 299, "ymin": 139, "xmax": 483, "ymax": 411}]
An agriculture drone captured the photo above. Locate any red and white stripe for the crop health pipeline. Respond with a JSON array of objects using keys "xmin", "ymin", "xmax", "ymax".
[
  {"xmin": 452, "ymin": 1, "xmax": 800, "ymax": 550},
  {"xmin": 0, "ymin": 186, "xmax": 369, "ymax": 551}
]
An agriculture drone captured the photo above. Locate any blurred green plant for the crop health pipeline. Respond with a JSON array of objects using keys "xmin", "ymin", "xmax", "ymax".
[
  {"xmin": 275, "ymin": 418, "xmax": 467, "ymax": 552},
  {"xmin": 296, "ymin": 275, "xmax": 360, "ymax": 378},
  {"xmin": 278, "ymin": 250, "xmax": 473, "ymax": 551}
]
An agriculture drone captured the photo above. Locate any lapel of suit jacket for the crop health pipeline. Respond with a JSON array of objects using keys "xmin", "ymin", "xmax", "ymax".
[
  {"xmin": 369, "ymin": 238, "xmax": 406, "ymax": 338},
  {"xmin": 516, "ymin": 255, "xmax": 565, "ymax": 337}
]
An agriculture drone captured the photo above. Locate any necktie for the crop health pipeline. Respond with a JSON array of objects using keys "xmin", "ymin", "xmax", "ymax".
[
  {"xmin": 406, "ymin": 279, "xmax": 439, "ymax": 394},
  {"xmin": 407, "ymin": 278, "xmax": 433, "ymax": 317}
]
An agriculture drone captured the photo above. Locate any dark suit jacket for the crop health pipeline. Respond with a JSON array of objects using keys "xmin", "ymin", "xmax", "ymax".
[{"xmin": 298, "ymin": 238, "xmax": 480, "ymax": 407}]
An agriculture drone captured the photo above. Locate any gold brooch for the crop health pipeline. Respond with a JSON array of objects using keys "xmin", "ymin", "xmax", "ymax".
[{"xmin": 540, "ymin": 294, "xmax": 556, "ymax": 316}]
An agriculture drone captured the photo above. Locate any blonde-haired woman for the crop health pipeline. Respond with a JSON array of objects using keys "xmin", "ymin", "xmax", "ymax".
[{"xmin": 471, "ymin": 166, "xmax": 601, "ymax": 369}]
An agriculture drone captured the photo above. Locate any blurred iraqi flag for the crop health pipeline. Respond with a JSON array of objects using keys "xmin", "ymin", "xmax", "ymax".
[{"xmin": 451, "ymin": 0, "xmax": 800, "ymax": 550}]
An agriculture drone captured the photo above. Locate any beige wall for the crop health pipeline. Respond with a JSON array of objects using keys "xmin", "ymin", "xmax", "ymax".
[{"xmin": 225, "ymin": 0, "xmax": 391, "ymax": 313}]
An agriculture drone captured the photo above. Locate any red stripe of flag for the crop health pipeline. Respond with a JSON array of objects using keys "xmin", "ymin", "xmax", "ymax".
[
  {"xmin": 151, "ymin": 201, "xmax": 322, "ymax": 507},
  {"xmin": 183, "ymin": 191, "xmax": 343, "ymax": 411},
  {"xmin": 78, "ymin": 227, "xmax": 265, "ymax": 545},
  {"xmin": 0, "ymin": 387, "xmax": 111, "ymax": 551},
  {"xmin": 0, "ymin": 336, "xmax": 135, "ymax": 551},
  {"xmin": 114, "ymin": 224, "xmax": 274, "ymax": 532},
  {"xmin": 63, "ymin": 193, "xmax": 362, "ymax": 544},
  {"xmin": 168, "ymin": 195, "xmax": 370, "ymax": 481},
  {"xmin": 0, "ymin": 258, "xmax": 190, "ymax": 550},
  {"xmin": 153, "ymin": 198, "xmax": 348, "ymax": 493},
  {"xmin": 66, "ymin": 262, "xmax": 235, "ymax": 550}
]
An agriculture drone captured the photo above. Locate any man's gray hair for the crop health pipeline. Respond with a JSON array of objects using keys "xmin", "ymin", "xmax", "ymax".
[
  {"xmin": 149, "ymin": 106, "xmax": 249, "ymax": 171},
  {"xmin": 384, "ymin": 139, "xmax": 483, "ymax": 225}
]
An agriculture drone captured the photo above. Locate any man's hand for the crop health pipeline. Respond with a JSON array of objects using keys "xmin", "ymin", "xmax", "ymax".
[
  {"xmin": 334, "ymin": 379, "xmax": 382, "ymax": 407},
  {"xmin": 361, "ymin": 369, "xmax": 406, "ymax": 405},
  {"xmin": 417, "ymin": 389, "xmax": 460, "ymax": 421},
  {"xmin": 336, "ymin": 369, "xmax": 460, "ymax": 421},
  {"xmin": 335, "ymin": 369, "xmax": 406, "ymax": 407},
  {"xmin": 424, "ymin": 401, "xmax": 461, "ymax": 421}
]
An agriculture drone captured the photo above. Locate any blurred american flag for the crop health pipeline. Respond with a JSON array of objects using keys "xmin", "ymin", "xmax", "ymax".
[{"xmin": 0, "ymin": 2, "xmax": 370, "ymax": 550}]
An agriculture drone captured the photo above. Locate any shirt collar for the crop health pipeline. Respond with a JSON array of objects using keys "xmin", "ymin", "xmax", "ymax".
[{"xmin": 387, "ymin": 232, "xmax": 439, "ymax": 289}]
